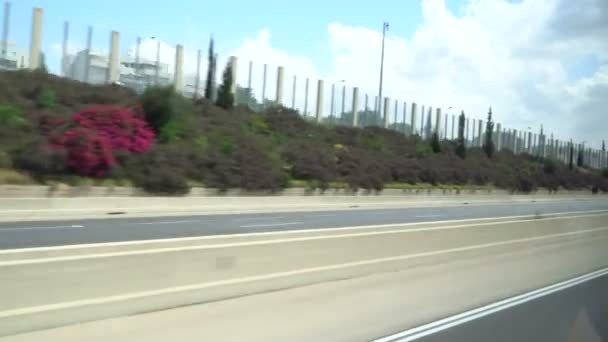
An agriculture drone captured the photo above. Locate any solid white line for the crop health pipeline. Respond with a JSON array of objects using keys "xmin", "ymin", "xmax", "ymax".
[
  {"xmin": 239, "ymin": 222, "xmax": 302, "ymax": 228},
  {"xmin": 1, "ymin": 209, "xmax": 607, "ymax": 255},
  {"xmin": 0, "ymin": 225, "xmax": 84, "ymax": 232},
  {"xmin": 0, "ymin": 213, "xmax": 606, "ymax": 267},
  {"xmin": 415, "ymin": 215, "xmax": 442, "ymax": 218},
  {"xmin": 134, "ymin": 220, "xmax": 200, "ymax": 225},
  {"xmin": 373, "ymin": 266, "xmax": 608, "ymax": 342},
  {"xmin": 1, "ymin": 227, "xmax": 606, "ymax": 319}
]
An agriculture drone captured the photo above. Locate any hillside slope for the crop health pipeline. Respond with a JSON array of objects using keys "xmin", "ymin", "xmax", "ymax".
[{"xmin": 0, "ymin": 70, "xmax": 606, "ymax": 194}]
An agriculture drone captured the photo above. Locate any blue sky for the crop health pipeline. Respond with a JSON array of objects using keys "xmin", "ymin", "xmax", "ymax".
[{"xmin": 8, "ymin": 0, "xmax": 466, "ymax": 75}]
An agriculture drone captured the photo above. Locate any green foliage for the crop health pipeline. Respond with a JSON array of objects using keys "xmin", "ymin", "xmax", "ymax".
[
  {"xmin": 208, "ymin": 129, "xmax": 234, "ymax": 155},
  {"xmin": 140, "ymin": 86, "xmax": 177, "ymax": 133},
  {"xmin": 0, "ymin": 105, "xmax": 26, "ymax": 128},
  {"xmin": 216, "ymin": 62, "xmax": 235, "ymax": 110},
  {"xmin": 416, "ymin": 143, "xmax": 433, "ymax": 158},
  {"xmin": 431, "ymin": 132, "xmax": 441, "ymax": 153},
  {"xmin": 362, "ymin": 134, "xmax": 386, "ymax": 152},
  {"xmin": 577, "ymin": 148, "xmax": 584, "ymax": 167},
  {"xmin": 456, "ymin": 111, "xmax": 467, "ymax": 159},
  {"xmin": 158, "ymin": 119, "xmax": 186, "ymax": 143},
  {"xmin": 249, "ymin": 114, "xmax": 270, "ymax": 135},
  {"xmin": 602, "ymin": 168, "xmax": 608, "ymax": 178},
  {"xmin": 194, "ymin": 135, "xmax": 209, "ymax": 153},
  {"xmin": 483, "ymin": 107, "xmax": 495, "ymax": 158},
  {"xmin": 543, "ymin": 159, "xmax": 556, "ymax": 174},
  {"xmin": 36, "ymin": 88, "xmax": 56, "ymax": 109}
]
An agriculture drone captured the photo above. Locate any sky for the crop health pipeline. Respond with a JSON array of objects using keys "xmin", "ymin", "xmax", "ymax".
[{"xmin": 6, "ymin": 0, "xmax": 608, "ymax": 147}]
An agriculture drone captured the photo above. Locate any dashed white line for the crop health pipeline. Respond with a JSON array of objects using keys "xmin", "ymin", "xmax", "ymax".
[
  {"xmin": 0, "ymin": 225, "xmax": 84, "ymax": 232},
  {"xmin": 239, "ymin": 222, "xmax": 303, "ymax": 228},
  {"xmin": 134, "ymin": 220, "xmax": 200, "ymax": 225},
  {"xmin": 232, "ymin": 216, "xmax": 286, "ymax": 222},
  {"xmin": 415, "ymin": 215, "xmax": 442, "ymax": 218}
]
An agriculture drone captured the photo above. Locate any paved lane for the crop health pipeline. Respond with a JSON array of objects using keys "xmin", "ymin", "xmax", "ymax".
[
  {"xmin": 1, "ymin": 198, "xmax": 607, "ymax": 249},
  {"xmin": 412, "ymin": 273, "xmax": 608, "ymax": 342}
]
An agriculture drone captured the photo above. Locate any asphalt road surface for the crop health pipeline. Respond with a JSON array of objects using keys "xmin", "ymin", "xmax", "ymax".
[
  {"xmin": 412, "ymin": 273, "xmax": 608, "ymax": 342},
  {"xmin": 1, "ymin": 198, "xmax": 608, "ymax": 249}
]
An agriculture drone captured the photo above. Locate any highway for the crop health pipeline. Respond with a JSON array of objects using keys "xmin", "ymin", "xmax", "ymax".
[{"xmin": 1, "ymin": 198, "xmax": 608, "ymax": 249}]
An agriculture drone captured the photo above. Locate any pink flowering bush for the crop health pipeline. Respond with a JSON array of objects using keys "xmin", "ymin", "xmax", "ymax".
[{"xmin": 51, "ymin": 106, "xmax": 155, "ymax": 177}]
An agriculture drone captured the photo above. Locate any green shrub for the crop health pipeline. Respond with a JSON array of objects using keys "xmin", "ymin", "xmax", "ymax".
[
  {"xmin": 0, "ymin": 105, "xmax": 26, "ymax": 128},
  {"xmin": 543, "ymin": 159, "xmax": 556, "ymax": 174},
  {"xmin": 249, "ymin": 114, "xmax": 270, "ymax": 135},
  {"xmin": 36, "ymin": 88, "xmax": 56, "ymax": 109},
  {"xmin": 602, "ymin": 168, "xmax": 608, "ymax": 178},
  {"xmin": 138, "ymin": 167, "xmax": 190, "ymax": 195},
  {"xmin": 140, "ymin": 86, "xmax": 178, "ymax": 133},
  {"xmin": 416, "ymin": 143, "xmax": 433, "ymax": 158},
  {"xmin": 12, "ymin": 143, "xmax": 67, "ymax": 179}
]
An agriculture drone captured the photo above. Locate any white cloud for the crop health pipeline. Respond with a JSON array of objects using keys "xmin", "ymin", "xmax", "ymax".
[{"xmin": 227, "ymin": 0, "xmax": 607, "ymax": 146}]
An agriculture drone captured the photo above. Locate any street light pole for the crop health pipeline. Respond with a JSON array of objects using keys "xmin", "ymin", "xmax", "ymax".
[{"xmin": 378, "ymin": 22, "xmax": 389, "ymax": 122}]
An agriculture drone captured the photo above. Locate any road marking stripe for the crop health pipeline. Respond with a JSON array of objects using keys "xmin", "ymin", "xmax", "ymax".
[
  {"xmin": 239, "ymin": 222, "xmax": 302, "ymax": 228},
  {"xmin": 1, "ymin": 209, "xmax": 607, "ymax": 255},
  {"xmin": 134, "ymin": 220, "xmax": 200, "ymax": 225},
  {"xmin": 0, "ymin": 226, "xmax": 606, "ymax": 319},
  {"xmin": 415, "ymin": 215, "xmax": 442, "ymax": 218},
  {"xmin": 0, "ymin": 225, "xmax": 84, "ymax": 232},
  {"xmin": 373, "ymin": 267, "xmax": 608, "ymax": 342},
  {"xmin": 0, "ymin": 212, "xmax": 606, "ymax": 266},
  {"xmin": 232, "ymin": 216, "xmax": 286, "ymax": 222}
]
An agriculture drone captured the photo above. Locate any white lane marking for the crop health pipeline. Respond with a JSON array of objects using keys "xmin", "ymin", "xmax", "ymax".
[
  {"xmin": 134, "ymin": 220, "xmax": 200, "ymax": 225},
  {"xmin": 415, "ymin": 215, "xmax": 442, "ymax": 218},
  {"xmin": 239, "ymin": 222, "xmax": 302, "ymax": 228},
  {"xmin": 1, "ymin": 213, "xmax": 606, "ymax": 266},
  {"xmin": 232, "ymin": 216, "xmax": 286, "ymax": 222},
  {"xmin": 1, "ymin": 227, "xmax": 606, "ymax": 319},
  {"xmin": 315, "ymin": 214, "xmax": 340, "ymax": 217},
  {"xmin": 373, "ymin": 267, "xmax": 608, "ymax": 342},
  {"xmin": 1, "ymin": 209, "xmax": 607, "ymax": 254},
  {"xmin": 0, "ymin": 225, "xmax": 84, "ymax": 232}
]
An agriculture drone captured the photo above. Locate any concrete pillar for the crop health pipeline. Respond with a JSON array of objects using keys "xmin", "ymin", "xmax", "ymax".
[
  {"xmin": 435, "ymin": 108, "xmax": 442, "ymax": 135},
  {"xmin": 276, "ymin": 66, "xmax": 284, "ymax": 104},
  {"xmin": 107, "ymin": 31, "xmax": 120, "ymax": 83},
  {"xmin": 247, "ymin": 61, "xmax": 253, "ymax": 90},
  {"xmin": 394, "ymin": 100, "xmax": 398, "ymax": 129},
  {"xmin": 173, "ymin": 44, "xmax": 184, "ymax": 93},
  {"xmin": 428, "ymin": 107, "xmax": 433, "ymax": 136},
  {"xmin": 315, "ymin": 80, "xmax": 324, "ymax": 123},
  {"xmin": 61, "ymin": 21, "xmax": 69, "ymax": 76},
  {"xmin": 29, "ymin": 7, "xmax": 43, "ymax": 70},
  {"xmin": 229, "ymin": 56, "xmax": 238, "ymax": 105},
  {"xmin": 403, "ymin": 102, "xmax": 408, "ymax": 135},
  {"xmin": 420, "ymin": 106, "xmax": 425, "ymax": 137},
  {"xmin": 364, "ymin": 94, "xmax": 369, "ymax": 111},
  {"xmin": 330, "ymin": 83, "xmax": 335, "ymax": 120},
  {"xmin": 291, "ymin": 75, "xmax": 297, "ymax": 109},
  {"xmin": 341, "ymin": 85, "xmax": 347, "ymax": 119},
  {"xmin": 451, "ymin": 115, "xmax": 456, "ymax": 140},
  {"xmin": 471, "ymin": 119, "xmax": 476, "ymax": 146},
  {"xmin": 478, "ymin": 119, "xmax": 483, "ymax": 147},
  {"xmin": 1, "ymin": 1, "xmax": 9, "ymax": 61},
  {"xmin": 194, "ymin": 49, "xmax": 202, "ymax": 98},
  {"xmin": 410, "ymin": 102, "xmax": 417, "ymax": 136},
  {"xmin": 262, "ymin": 64, "xmax": 268, "ymax": 103},
  {"xmin": 303, "ymin": 78, "xmax": 309, "ymax": 116},
  {"xmin": 512, "ymin": 129, "xmax": 518, "ymax": 153},
  {"xmin": 444, "ymin": 114, "xmax": 448, "ymax": 140},
  {"xmin": 383, "ymin": 97, "xmax": 390, "ymax": 128},
  {"xmin": 466, "ymin": 118, "xmax": 470, "ymax": 145},
  {"xmin": 527, "ymin": 132, "xmax": 533, "ymax": 154},
  {"xmin": 496, "ymin": 123, "xmax": 502, "ymax": 151},
  {"xmin": 352, "ymin": 87, "xmax": 359, "ymax": 127},
  {"xmin": 154, "ymin": 39, "xmax": 160, "ymax": 85}
]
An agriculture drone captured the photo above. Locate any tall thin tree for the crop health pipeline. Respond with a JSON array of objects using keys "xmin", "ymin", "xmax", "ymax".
[
  {"xmin": 483, "ymin": 107, "xmax": 495, "ymax": 158},
  {"xmin": 216, "ymin": 61, "xmax": 235, "ymax": 109},
  {"xmin": 456, "ymin": 111, "xmax": 466, "ymax": 159},
  {"xmin": 204, "ymin": 37, "xmax": 216, "ymax": 100}
]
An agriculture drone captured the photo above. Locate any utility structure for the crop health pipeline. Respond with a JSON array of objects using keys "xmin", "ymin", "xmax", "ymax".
[{"xmin": 377, "ymin": 22, "xmax": 389, "ymax": 122}]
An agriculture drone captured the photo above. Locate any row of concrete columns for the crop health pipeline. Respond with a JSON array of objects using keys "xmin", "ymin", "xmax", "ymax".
[{"xmin": 21, "ymin": 6, "xmax": 607, "ymax": 169}]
